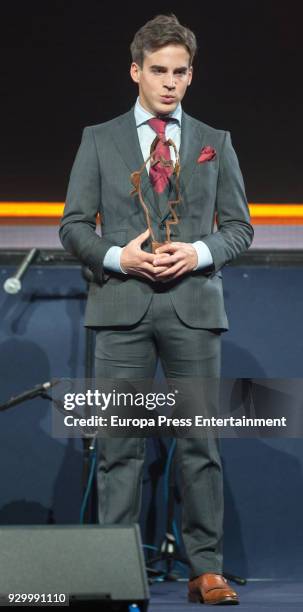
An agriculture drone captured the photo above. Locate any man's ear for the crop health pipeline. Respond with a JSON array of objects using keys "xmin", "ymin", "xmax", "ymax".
[{"xmin": 130, "ymin": 62, "xmax": 141, "ymax": 83}]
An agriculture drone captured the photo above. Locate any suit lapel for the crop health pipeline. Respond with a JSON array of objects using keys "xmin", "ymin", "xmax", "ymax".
[
  {"xmin": 158, "ymin": 111, "xmax": 209, "ymax": 224},
  {"xmin": 110, "ymin": 108, "xmax": 160, "ymax": 218},
  {"xmin": 179, "ymin": 111, "xmax": 204, "ymax": 190}
]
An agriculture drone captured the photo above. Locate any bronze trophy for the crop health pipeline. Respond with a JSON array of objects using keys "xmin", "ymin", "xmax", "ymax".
[{"xmin": 130, "ymin": 136, "xmax": 181, "ymax": 253}]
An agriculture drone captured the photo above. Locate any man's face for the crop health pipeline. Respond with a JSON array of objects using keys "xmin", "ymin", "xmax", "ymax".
[{"xmin": 130, "ymin": 44, "xmax": 193, "ymax": 116}]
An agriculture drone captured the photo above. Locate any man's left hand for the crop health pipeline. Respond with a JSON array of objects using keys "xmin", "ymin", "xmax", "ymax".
[{"xmin": 153, "ymin": 242, "xmax": 198, "ymax": 280}]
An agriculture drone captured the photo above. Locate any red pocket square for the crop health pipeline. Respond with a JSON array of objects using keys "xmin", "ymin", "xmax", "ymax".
[{"xmin": 197, "ymin": 146, "xmax": 216, "ymax": 163}]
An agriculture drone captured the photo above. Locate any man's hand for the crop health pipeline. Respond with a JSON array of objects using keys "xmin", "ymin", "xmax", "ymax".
[
  {"xmin": 153, "ymin": 242, "xmax": 198, "ymax": 280},
  {"xmin": 120, "ymin": 229, "xmax": 168, "ymax": 281}
]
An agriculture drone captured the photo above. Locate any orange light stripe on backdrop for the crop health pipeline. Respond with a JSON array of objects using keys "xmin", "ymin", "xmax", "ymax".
[{"xmin": 0, "ymin": 203, "xmax": 303, "ymax": 225}]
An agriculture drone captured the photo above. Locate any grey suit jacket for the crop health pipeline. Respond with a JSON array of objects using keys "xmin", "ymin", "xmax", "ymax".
[{"xmin": 59, "ymin": 107, "xmax": 253, "ymax": 330}]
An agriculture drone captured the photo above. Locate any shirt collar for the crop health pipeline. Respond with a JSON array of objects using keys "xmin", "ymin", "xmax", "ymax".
[{"xmin": 134, "ymin": 96, "xmax": 182, "ymax": 128}]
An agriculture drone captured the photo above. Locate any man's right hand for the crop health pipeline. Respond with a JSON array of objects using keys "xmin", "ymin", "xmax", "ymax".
[{"xmin": 120, "ymin": 229, "xmax": 168, "ymax": 281}]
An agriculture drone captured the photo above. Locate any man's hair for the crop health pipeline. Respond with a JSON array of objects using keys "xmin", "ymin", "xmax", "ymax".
[{"xmin": 130, "ymin": 14, "xmax": 197, "ymax": 67}]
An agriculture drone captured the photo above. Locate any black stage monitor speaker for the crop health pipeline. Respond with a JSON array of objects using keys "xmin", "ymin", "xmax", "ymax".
[{"xmin": 0, "ymin": 524, "xmax": 149, "ymax": 610}]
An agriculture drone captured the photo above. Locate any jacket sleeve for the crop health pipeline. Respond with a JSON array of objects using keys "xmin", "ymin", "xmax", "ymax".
[
  {"xmin": 202, "ymin": 131, "xmax": 254, "ymax": 271},
  {"xmin": 59, "ymin": 126, "xmax": 116, "ymax": 282}
]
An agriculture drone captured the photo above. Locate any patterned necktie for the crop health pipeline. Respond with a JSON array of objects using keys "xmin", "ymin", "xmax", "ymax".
[{"xmin": 148, "ymin": 117, "xmax": 174, "ymax": 193}]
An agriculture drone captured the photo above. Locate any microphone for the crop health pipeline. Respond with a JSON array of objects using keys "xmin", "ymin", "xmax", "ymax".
[
  {"xmin": 3, "ymin": 248, "xmax": 40, "ymax": 294},
  {"xmin": 0, "ymin": 380, "xmax": 58, "ymax": 412}
]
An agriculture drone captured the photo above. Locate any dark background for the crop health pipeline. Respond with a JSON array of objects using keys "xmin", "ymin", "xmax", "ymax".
[{"xmin": 1, "ymin": 0, "xmax": 303, "ymax": 202}]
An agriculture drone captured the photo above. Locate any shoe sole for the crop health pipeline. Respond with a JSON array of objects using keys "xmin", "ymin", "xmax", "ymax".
[{"xmin": 188, "ymin": 592, "xmax": 239, "ymax": 605}]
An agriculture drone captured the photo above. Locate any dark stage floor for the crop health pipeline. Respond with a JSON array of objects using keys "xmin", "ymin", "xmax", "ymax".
[{"xmin": 148, "ymin": 580, "xmax": 303, "ymax": 610}]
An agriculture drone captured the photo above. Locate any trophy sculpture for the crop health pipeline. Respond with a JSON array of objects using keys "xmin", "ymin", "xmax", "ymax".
[{"xmin": 130, "ymin": 136, "xmax": 182, "ymax": 254}]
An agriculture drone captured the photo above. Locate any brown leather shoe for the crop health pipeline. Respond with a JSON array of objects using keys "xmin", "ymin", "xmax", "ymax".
[{"xmin": 188, "ymin": 573, "xmax": 239, "ymax": 605}]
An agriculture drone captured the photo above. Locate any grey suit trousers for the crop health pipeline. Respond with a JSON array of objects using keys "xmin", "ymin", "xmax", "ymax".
[{"xmin": 95, "ymin": 289, "xmax": 223, "ymax": 578}]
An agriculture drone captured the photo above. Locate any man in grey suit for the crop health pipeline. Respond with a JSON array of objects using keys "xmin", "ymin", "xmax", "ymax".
[{"xmin": 59, "ymin": 14, "xmax": 253, "ymax": 605}]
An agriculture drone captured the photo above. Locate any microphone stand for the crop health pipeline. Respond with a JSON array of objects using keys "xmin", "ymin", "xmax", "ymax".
[
  {"xmin": 0, "ymin": 258, "xmax": 98, "ymax": 525},
  {"xmin": 0, "ymin": 380, "xmax": 98, "ymax": 524}
]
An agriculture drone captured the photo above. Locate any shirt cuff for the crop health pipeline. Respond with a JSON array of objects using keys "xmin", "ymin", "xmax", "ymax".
[
  {"xmin": 192, "ymin": 241, "xmax": 213, "ymax": 271},
  {"xmin": 103, "ymin": 246, "xmax": 127, "ymax": 274}
]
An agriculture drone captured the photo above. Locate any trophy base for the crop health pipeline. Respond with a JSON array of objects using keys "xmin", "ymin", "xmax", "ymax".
[{"xmin": 151, "ymin": 240, "xmax": 169, "ymax": 254}]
